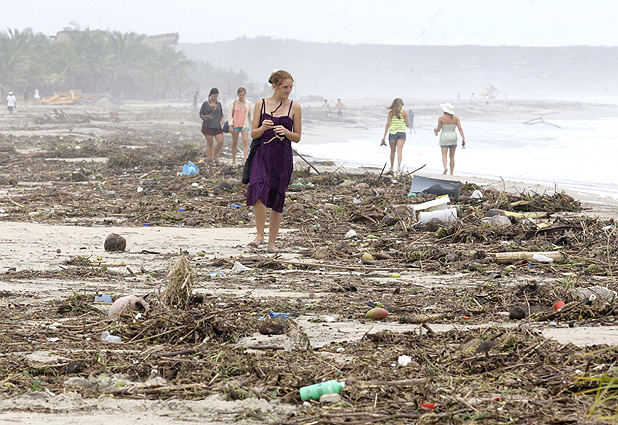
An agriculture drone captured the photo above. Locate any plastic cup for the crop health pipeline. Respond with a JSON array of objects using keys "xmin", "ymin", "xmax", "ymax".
[{"xmin": 553, "ymin": 300, "xmax": 565, "ymax": 311}]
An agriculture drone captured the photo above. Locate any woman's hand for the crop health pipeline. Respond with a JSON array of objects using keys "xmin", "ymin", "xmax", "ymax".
[
  {"xmin": 273, "ymin": 125, "xmax": 287, "ymax": 137},
  {"xmin": 462, "ymin": 138, "xmax": 466, "ymax": 148},
  {"xmin": 262, "ymin": 119, "xmax": 274, "ymax": 130}
]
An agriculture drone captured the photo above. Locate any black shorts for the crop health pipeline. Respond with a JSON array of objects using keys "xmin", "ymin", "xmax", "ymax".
[
  {"xmin": 389, "ymin": 132, "xmax": 406, "ymax": 143},
  {"xmin": 202, "ymin": 127, "xmax": 223, "ymax": 136}
]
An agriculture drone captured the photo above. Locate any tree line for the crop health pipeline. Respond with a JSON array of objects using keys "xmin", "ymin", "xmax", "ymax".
[{"xmin": 0, "ymin": 27, "xmax": 249, "ymax": 101}]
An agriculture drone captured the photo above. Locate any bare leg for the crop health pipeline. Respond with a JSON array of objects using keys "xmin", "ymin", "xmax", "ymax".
[
  {"xmin": 449, "ymin": 146, "xmax": 456, "ymax": 175},
  {"xmin": 241, "ymin": 130, "xmax": 249, "ymax": 162},
  {"xmin": 251, "ymin": 200, "xmax": 266, "ymax": 247},
  {"xmin": 396, "ymin": 139, "xmax": 405, "ymax": 174},
  {"xmin": 231, "ymin": 130, "xmax": 239, "ymax": 165},
  {"xmin": 441, "ymin": 147, "xmax": 448, "ymax": 174},
  {"xmin": 388, "ymin": 140, "xmax": 396, "ymax": 172},
  {"xmin": 205, "ymin": 135, "xmax": 214, "ymax": 159},
  {"xmin": 268, "ymin": 210, "xmax": 283, "ymax": 252},
  {"xmin": 213, "ymin": 133, "xmax": 224, "ymax": 160}
]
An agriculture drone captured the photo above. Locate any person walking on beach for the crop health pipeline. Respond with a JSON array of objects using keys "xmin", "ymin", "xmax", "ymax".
[
  {"xmin": 6, "ymin": 91, "xmax": 17, "ymax": 114},
  {"xmin": 408, "ymin": 109, "xmax": 416, "ymax": 133},
  {"xmin": 434, "ymin": 103, "xmax": 466, "ymax": 175},
  {"xmin": 33, "ymin": 89, "xmax": 41, "ymax": 108},
  {"xmin": 199, "ymin": 88, "xmax": 224, "ymax": 160},
  {"xmin": 246, "ymin": 70, "xmax": 302, "ymax": 253},
  {"xmin": 335, "ymin": 98, "xmax": 344, "ymax": 119},
  {"xmin": 23, "ymin": 90, "xmax": 28, "ymax": 108},
  {"xmin": 192, "ymin": 91, "xmax": 199, "ymax": 110},
  {"xmin": 227, "ymin": 87, "xmax": 253, "ymax": 166},
  {"xmin": 322, "ymin": 99, "xmax": 329, "ymax": 118},
  {"xmin": 381, "ymin": 98, "xmax": 409, "ymax": 176}
]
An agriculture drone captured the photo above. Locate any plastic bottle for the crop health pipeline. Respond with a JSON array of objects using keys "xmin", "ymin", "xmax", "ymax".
[{"xmin": 299, "ymin": 380, "xmax": 345, "ymax": 401}]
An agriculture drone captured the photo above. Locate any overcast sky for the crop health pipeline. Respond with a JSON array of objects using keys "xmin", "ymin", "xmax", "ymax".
[{"xmin": 4, "ymin": 0, "xmax": 616, "ymax": 46}]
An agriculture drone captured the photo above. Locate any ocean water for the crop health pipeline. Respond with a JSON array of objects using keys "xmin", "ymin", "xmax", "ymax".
[{"xmin": 298, "ymin": 117, "xmax": 618, "ymax": 200}]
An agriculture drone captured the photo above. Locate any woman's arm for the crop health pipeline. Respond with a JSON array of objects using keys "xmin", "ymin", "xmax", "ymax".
[
  {"xmin": 219, "ymin": 102, "xmax": 225, "ymax": 127},
  {"xmin": 434, "ymin": 117, "xmax": 442, "ymax": 134},
  {"xmin": 199, "ymin": 102, "xmax": 210, "ymax": 120},
  {"xmin": 246, "ymin": 100, "xmax": 252, "ymax": 127},
  {"xmin": 227, "ymin": 101, "xmax": 235, "ymax": 125},
  {"xmin": 456, "ymin": 118, "xmax": 466, "ymax": 145},
  {"xmin": 251, "ymin": 100, "xmax": 273, "ymax": 139},
  {"xmin": 403, "ymin": 111, "xmax": 410, "ymax": 128},
  {"xmin": 381, "ymin": 112, "xmax": 392, "ymax": 141}
]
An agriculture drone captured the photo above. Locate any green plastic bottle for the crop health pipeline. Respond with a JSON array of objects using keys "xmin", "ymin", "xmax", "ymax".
[{"xmin": 299, "ymin": 380, "xmax": 345, "ymax": 401}]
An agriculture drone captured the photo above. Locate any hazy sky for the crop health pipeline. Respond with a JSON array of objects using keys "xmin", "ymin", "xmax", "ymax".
[{"xmin": 5, "ymin": 0, "xmax": 616, "ymax": 46}]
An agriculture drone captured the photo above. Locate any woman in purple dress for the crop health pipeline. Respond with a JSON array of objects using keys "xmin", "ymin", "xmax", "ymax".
[{"xmin": 246, "ymin": 70, "xmax": 302, "ymax": 252}]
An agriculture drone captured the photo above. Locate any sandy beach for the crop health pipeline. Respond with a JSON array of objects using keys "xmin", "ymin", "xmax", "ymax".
[{"xmin": 1, "ymin": 99, "xmax": 618, "ymax": 424}]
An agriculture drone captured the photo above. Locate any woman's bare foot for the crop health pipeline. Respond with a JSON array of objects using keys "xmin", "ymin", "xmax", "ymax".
[
  {"xmin": 442, "ymin": 169, "xmax": 448, "ymax": 175},
  {"xmin": 267, "ymin": 245, "xmax": 279, "ymax": 253},
  {"xmin": 248, "ymin": 237, "xmax": 263, "ymax": 248}
]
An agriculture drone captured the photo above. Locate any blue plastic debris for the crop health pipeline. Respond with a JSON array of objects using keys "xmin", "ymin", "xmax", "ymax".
[
  {"xmin": 258, "ymin": 312, "xmax": 290, "ymax": 321},
  {"xmin": 94, "ymin": 294, "xmax": 113, "ymax": 303},
  {"xmin": 180, "ymin": 160, "xmax": 199, "ymax": 176}
]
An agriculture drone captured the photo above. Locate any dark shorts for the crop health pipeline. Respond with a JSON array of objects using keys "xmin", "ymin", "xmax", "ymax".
[
  {"xmin": 202, "ymin": 127, "xmax": 223, "ymax": 136},
  {"xmin": 389, "ymin": 132, "xmax": 406, "ymax": 143}
]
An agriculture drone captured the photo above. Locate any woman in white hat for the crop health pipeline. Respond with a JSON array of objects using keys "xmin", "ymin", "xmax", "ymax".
[{"xmin": 434, "ymin": 103, "xmax": 465, "ymax": 175}]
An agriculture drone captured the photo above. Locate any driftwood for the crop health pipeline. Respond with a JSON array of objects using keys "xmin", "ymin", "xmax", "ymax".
[
  {"xmin": 492, "ymin": 251, "xmax": 563, "ymax": 264},
  {"xmin": 523, "ymin": 114, "xmax": 561, "ymax": 128},
  {"xmin": 292, "ymin": 148, "xmax": 320, "ymax": 175}
]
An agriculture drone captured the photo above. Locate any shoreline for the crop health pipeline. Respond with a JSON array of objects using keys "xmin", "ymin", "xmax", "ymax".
[{"xmin": 296, "ymin": 98, "xmax": 618, "ymax": 207}]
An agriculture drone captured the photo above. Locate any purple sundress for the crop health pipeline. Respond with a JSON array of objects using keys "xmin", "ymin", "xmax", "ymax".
[{"xmin": 246, "ymin": 100, "xmax": 294, "ymax": 213}]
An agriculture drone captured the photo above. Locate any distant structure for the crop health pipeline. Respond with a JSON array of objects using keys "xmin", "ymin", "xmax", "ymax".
[
  {"xmin": 480, "ymin": 84, "xmax": 501, "ymax": 100},
  {"xmin": 141, "ymin": 33, "xmax": 179, "ymax": 50}
]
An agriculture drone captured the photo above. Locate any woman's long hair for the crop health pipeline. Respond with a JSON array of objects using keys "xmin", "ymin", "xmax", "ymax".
[{"xmin": 387, "ymin": 98, "xmax": 403, "ymax": 119}]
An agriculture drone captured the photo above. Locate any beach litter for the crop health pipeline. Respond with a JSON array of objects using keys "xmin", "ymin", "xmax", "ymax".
[
  {"xmin": 179, "ymin": 160, "xmax": 199, "ymax": 176},
  {"xmin": 108, "ymin": 295, "xmax": 150, "ymax": 319}
]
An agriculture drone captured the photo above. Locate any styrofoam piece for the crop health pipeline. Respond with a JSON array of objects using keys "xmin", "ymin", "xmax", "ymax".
[
  {"xmin": 412, "ymin": 195, "xmax": 450, "ymax": 218},
  {"xmin": 470, "ymin": 190, "xmax": 483, "ymax": 199},
  {"xmin": 418, "ymin": 208, "xmax": 458, "ymax": 224}
]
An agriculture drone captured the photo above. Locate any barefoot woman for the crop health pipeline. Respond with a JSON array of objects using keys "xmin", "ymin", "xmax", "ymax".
[
  {"xmin": 434, "ymin": 103, "xmax": 466, "ymax": 175},
  {"xmin": 381, "ymin": 98, "xmax": 409, "ymax": 176},
  {"xmin": 227, "ymin": 87, "xmax": 252, "ymax": 165},
  {"xmin": 199, "ymin": 88, "xmax": 224, "ymax": 160},
  {"xmin": 246, "ymin": 70, "xmax": 302, "ymax": 252}
]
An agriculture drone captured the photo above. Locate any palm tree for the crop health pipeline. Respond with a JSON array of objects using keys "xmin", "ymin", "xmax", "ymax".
[{"xmin": 0, "ymin": 28, "xmax": 34, "ymax": 92}]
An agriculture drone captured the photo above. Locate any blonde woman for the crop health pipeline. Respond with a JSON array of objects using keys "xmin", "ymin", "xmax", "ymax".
[
  {"xmin": 227, "ymin": 87, "xmax": 253, "ymax": 166},
  {"xmin": 381, "ymin": 98, "xmax": 409, "ymax": 176},
  {"xmin": 434, "ymin": 103, "xmax": 466, "ymax": 175},
  {"xmin": 246, "ymin": 70, "xmax": 302, "ymax": 253}
]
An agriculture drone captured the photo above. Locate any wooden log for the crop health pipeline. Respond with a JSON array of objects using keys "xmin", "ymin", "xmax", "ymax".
[{"xmin": 493, "ymin": 251, "xmax": 563, "ymax": 264}]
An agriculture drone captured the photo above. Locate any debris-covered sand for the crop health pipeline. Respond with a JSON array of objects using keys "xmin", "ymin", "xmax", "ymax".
[{"xmin": 1, "ymin": 101, "xmax": 618, "ymax": 424}]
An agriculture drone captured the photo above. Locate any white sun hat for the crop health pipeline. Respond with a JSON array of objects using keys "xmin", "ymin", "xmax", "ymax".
[{"xmin": 440, "ymin": 103, "xmax": 454, "ymax": 114}]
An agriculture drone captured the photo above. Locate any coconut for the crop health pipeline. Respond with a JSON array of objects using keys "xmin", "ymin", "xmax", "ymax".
[
  {"xmin": 104, "ymin": 233, "xmax": 126, "ymax": 252},
  {"xmin": 509, "ymin": 307, "xmax": 526, "ymax": 320},
  {"xmin": 258, "ymin": 318, "xmax": 288, "ymax": 335},
  {"xmin": 366, "ymin": 307, "xmax": 389, "ymax": 320},
  {"xmin": 361, "ymin": 253, "xmax": 374, "ymax": 262}
]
